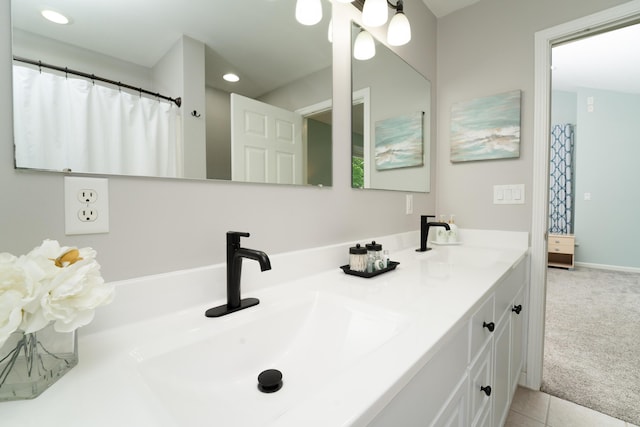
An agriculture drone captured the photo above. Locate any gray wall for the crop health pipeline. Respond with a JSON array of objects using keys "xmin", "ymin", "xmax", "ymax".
[
  {"xmin": 574, "ymin": 88, "xmax": 640, "ymax": 268},
  {"xmin": 436, "ymin": 0, "xmax": 629, "ymax": 233},
  {"xmin": 0, "ymin": 0, "xmax": 437, "ymax": 282},
  {"xmin": 551, "ymin": 90, "xmax": 577, "ymax": 125},
  {"xmin": 552, "ymin": 87, "xmax": 640, "ymax": 269}
]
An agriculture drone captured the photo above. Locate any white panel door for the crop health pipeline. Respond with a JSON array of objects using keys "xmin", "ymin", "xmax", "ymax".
[{"xmin": 231, "ymin": 93, "xmax": 303, "ymax": 184}]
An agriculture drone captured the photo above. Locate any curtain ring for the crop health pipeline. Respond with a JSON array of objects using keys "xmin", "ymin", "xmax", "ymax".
[{"xmin": 38, "ymin": 60, "xmax": 42, "ymax": 74}]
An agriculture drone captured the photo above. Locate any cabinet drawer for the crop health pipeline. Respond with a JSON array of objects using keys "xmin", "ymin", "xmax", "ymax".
[
  {"xmin": 548, "ymin": 234, "xmax": 574, "ymax": 247},
  {"xmin": 548, "ymin": 243, "xmax": 574, "ymax": 255},
  {"xmin": 469, "ymin": 295, "xmax": 495, "ymax": 362},
  {"xmin": 495, "ymin": 259, "xmax": 526, "ymax": 321}
]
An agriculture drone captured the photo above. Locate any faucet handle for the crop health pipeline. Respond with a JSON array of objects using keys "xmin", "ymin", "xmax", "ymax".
[{"xmin": 227, "ymin": 231, "xmax": 250, "ymax": 245}]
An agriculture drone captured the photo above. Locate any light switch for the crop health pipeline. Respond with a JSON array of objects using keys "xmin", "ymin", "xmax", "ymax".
[{"xmin": 493, "ymin": 184, "xmax": 525, "ymax": 205}]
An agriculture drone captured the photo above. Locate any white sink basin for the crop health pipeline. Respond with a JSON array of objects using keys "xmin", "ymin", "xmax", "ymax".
[{"xmin": 129, "ymin": 291, "xmax": 406, "ymax": 426}]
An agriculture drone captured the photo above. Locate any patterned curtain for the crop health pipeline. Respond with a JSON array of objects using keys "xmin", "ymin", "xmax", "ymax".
[{"xmin": 549, "ymin": 124, "xmax": 574, "ymax": 234}]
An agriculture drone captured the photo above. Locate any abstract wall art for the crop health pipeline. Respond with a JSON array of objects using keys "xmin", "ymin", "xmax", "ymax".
[
  {"xmin": 450, "ymin": 90, "xmax": 521, "ymax": 162},
  {"xmin": 375, "ymin": 111, "xmax": 424, "ymax": 170}
]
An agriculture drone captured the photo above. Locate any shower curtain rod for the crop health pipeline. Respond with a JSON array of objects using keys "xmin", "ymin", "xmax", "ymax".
[{"xmin": 13, "ymin": 55, "xmax": 182, "ymax": 107}]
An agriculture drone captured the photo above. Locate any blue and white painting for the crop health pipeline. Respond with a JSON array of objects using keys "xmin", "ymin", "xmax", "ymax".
[
  {"xmin": 375, "ymin": 112, "xmax": 424, "ymax": 170},
  {"xmin": 450, "ymin": 90, "xmax": 521, "ymax": 162}
]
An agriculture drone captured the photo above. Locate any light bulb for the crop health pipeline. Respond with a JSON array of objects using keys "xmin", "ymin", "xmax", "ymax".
[
  {"xmin": 295, "ymin": 0, "xmax": 323, "ymax": 26},
  {"xmin": 354, "ymin": 30, "xmax": 376, "ymax": 60},
  {"xmin": 41, "ymin": 10, "xmax": 70, "ymax": 25},
  {"xmin": 223, "ymin": 73, "xmax": 240, "ymax": 82},
  {"xmin": 387, "ymin": 12, "xmax": 411, "ymax": 46},
  {"xmin": 362, "ymin": 0, "xmax": 388, "ymax": 27}
]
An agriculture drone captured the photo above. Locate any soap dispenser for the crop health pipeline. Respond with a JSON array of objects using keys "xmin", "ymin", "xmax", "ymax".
[{"xmin": 448, "ymin": 215, "xmax": 458, "ymax": 243}]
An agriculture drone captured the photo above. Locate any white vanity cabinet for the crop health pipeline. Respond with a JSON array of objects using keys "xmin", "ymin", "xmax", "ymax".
[{"xmin": 368, "ymin": 255, "xmax": 528, "ymax": 427}]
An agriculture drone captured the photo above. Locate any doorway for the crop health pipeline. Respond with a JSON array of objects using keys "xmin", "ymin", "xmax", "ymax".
[{"xmin": 528, "ymin": 0, "xmax": 640, "ymax": 392}]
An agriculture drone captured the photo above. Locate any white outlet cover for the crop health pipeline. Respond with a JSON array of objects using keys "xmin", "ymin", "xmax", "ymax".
[{"xmin": 64, "ymin": 177, "xmax": 109, "ymax": 235}]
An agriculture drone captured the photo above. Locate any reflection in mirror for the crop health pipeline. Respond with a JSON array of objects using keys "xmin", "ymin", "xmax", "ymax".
[
  {"xmin": 351, "ymin": 23, "xmax": 431, "ymax": 192},
  {"xmin": 11, "ymin": 0, "xmax": 332, "ymax": 187}
]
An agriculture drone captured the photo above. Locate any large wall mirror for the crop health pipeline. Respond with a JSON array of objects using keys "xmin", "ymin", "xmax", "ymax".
[
  {"xmin": 11, "ymin": 0, "xmax": 333, "ymax": 187},
  {"xmin": 351, "ymin": 23, "xmax": 431, "ymax": 192}
]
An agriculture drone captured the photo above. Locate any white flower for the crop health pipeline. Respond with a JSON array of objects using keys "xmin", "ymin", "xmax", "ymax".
[
  {"xmin": 0, "ymin": 240, "xmax": 113, "ymax": 347},
  {"xmin": 0, "ymin": 253, "xmax": 41, "ymax": 346}
]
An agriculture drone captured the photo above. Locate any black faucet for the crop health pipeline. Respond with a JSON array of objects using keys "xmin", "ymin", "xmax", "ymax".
[
  {"xmin": 416, "ymin": 215, "xmax": 450, "ymax": 252},
  {"xmin": 205, "ymin": 231, "xmax": 272, "ymax": 317}
]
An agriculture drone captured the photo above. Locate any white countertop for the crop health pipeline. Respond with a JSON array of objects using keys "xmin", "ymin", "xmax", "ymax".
[{"xmin": 1, "ymin": 230, "xmax": 528, "ymax": 426}]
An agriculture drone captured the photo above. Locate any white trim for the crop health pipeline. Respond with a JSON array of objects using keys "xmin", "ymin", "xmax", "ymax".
[
  {"xmin": 529, "ymin": 0, "xmax": 640, "ymax": 390},
  {"xmin": 574, "ymin": 262, "xmax": 640, "ymax": 274},
  {"xmin": 352, "ymin": 87, "xmax": 371, "ymax": 187},
  {"xmin": 295, "ymin": 98, "xmax": 332, "ymax": 117}
]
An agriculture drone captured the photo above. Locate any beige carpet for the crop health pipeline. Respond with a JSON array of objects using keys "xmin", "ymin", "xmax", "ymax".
[{"xmin": 542, "ymin": 266, "xmax": 640, "ymax": 425}]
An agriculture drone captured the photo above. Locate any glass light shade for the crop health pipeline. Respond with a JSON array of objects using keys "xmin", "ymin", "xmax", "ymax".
[
  {"xmin": 295, "ymin": 0, "xmax": 323, "ymax": 26},
  {"xmin": 362, "ymin": 0, "xmax": 388, "ymax": 27},
  {"xmin": 354, "ymin": 30, "xmax": 376, "ymax": 60},
  {"xmin": 387, "ymin": 12, "xmax": 411, "ymax": 46}
]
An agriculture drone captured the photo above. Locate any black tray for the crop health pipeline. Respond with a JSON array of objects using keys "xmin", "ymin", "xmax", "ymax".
[{"xmin": 340, "ymin": 261, "xmax": 400, "ymax": 278}]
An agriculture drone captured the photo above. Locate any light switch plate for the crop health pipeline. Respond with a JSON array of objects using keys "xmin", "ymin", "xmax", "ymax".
[
  {"xmin": 493, "ymin": 184, "xmax": 525, "ymax": 205},
  {"xmin": 65, "ymin": 177, "xmax": 109, "ymax": 235}
]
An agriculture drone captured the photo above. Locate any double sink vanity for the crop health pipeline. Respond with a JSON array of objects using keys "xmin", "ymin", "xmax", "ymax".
[{"xmin": 2, "ymin": 229, "xmax": 528, "ymax": 426}]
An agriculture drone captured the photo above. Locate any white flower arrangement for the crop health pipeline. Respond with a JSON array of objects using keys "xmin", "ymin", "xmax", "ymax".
[{"xmin": 0, "ymin": 240, "xmax": 114, "ymax": 348}]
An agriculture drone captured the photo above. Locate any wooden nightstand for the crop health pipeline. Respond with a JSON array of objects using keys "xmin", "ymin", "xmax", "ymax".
[{"xmin": 548, "ymin": 234, "xmax": 575, "ymax": 269}]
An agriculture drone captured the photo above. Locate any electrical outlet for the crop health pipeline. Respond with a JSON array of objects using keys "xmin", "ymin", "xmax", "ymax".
[
  {"xmin": 65, "ymin": 177, "xmax": 109, "ymax": 235},
  {"xmin": 78, "ymin": 189, "xmax": 98, "ymax": 204},
  {"xmin": 78, "ymin": 208, "xmax": 98, "ymax": 222}
]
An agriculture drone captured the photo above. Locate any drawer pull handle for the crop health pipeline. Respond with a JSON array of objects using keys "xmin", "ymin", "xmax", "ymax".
[
  {"xmin": 483, "ymin": 321, "xmax": 495, "ymax": 332},
  {"xmin": 512, "ymin": 305, "xmax": 522, "ymax": 315},
  {"xmin": 480, "ymin": 385, "xmax": 492, "ymax": 396}
]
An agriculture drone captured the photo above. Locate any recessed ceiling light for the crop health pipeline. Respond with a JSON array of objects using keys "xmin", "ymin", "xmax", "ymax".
[
  {"xmin": 223, "ymin": 73, "xmax": 240, "ymax": 83},
  {"xmin": 41, "ymin": 10, "xmax": 70, "ymax": 25}
]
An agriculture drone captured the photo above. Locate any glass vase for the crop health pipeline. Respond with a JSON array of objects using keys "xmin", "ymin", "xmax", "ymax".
[{"xmin": 0, "ymin": 323, "xmax": 78, "ymax": 401}]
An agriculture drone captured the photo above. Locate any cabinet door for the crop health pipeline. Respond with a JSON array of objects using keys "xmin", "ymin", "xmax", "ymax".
[
  {"xmin": 469, "ymin": 339, "xmax": 493, "ymax": 427},
  {"xmin": 510, "ymin": 287, "xmax": 525, "ymax": 395},
  {"xmin": 492, "ymin": 316, "xmax": 511, "ymax": 427},
  {"xmin": 431, "ymin": 375, "xmax": 468, "ymax": 427}
]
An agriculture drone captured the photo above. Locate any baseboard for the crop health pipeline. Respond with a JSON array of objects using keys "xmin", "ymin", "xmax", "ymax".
[{"xmin": 575, "ymin": 262, "xmax": 640, "ymax": 274}]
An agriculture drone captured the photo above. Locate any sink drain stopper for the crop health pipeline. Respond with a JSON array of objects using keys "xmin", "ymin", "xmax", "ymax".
[{"xmin": 257, "ymin": 369, "xmax": 283, "ymax": 393}]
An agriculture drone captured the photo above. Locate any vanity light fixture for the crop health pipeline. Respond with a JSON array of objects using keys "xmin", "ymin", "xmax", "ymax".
[
  {"xmin": 355, "ymin": 0, "xmax": 412, "ymax": 47},
  {"xmin": 41, "ymin": 9, "xmax": 70, "ymax": 25},
  {"xmin": 223, "ymin": 73, "xmax": 240, "ymax": 83},
  {"xmin": 353, "ymin": 29, "xmax": 376, "ymax": 60},
  {"xmin": 362, "ymin": 0, "xmax": 388, "ymax": 27},
  {"xmin": 295, "ymin": 0, "xmax": 323, "ymax": 26},
  {"xmin": 386, "ymin": 0, "xmax": 411, "ymax": 46}
]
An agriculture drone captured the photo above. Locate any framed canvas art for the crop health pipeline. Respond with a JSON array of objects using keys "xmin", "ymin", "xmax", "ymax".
[
  {"xmin": 375, "ymin": 111, "xmax": 424, "ymax": 170},
  {"xmin": 450, "ymin": 90, "xmax": 521, "ymax": 162}
]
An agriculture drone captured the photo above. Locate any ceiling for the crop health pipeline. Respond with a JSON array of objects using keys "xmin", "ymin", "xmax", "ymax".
[
  {"xmin": 421, "ymin": 0, "xmax": 481, "ymax": 18},
  {"xmin": 552, "ymin": 23, "xmax": 640, "ymax": 95}
]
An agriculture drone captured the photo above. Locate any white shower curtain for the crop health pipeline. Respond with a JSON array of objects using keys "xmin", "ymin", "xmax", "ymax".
[{"xmin": 13, "ymin": 65, "xmax": 183, "ymax": 177}]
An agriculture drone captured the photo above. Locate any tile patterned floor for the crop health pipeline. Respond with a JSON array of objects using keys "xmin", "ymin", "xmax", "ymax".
[{"xmin": 507, "ymin": 387, "xmax": 639, "ymax": 427}]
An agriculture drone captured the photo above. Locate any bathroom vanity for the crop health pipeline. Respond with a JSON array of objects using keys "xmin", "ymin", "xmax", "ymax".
[{"xmin": 1, "ymin": 230, "xmax": 528, "ymax": 427}]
